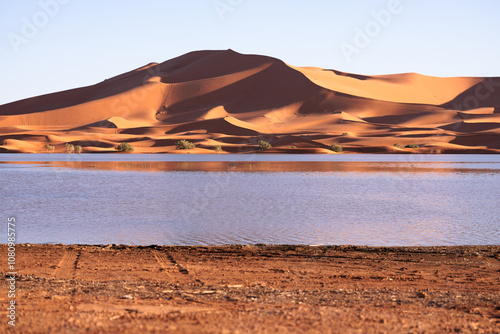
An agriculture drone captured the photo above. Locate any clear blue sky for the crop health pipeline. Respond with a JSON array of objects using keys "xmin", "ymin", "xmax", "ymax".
[{"xmin": 1, "ymin": 0, "xmax": 499, "ymax": 105}]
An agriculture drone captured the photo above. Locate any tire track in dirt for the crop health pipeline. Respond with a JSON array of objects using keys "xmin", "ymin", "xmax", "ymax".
[
  {"xmin": 153, "ymin": 249, "xmax": 189, "ymax": 275},
  {"xmin": 53, "ymin": 249, "xmax": 81, "ymax": 278},
  {"xmin": 152, "ymin": 250, "xmax": 173, "ymax": 278}
]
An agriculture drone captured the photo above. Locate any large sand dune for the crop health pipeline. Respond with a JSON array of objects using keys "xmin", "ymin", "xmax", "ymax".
[{"xmin": 1, "ymin": 49, "xmax": 499, "ymax": 153}]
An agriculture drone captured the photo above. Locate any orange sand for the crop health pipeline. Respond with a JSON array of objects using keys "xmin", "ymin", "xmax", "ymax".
[{"xmin": 1, "ymin": 50, "xmax": 499, "ymax": 154}]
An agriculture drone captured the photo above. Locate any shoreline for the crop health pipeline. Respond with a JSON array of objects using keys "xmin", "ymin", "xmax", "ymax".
[
  {"xmin": 1, "ymin": 244, "xmax": 499, "ymax": 333},
  {"xmin": 1, "ymin": 150, "xmax": 500, "ymax": 154}
]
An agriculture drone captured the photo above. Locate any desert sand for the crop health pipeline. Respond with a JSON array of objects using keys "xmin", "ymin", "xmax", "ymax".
[
  {"xmin": 1, "ymin": 244, "xmax": 499, "ymax": 333},
  {"xmin": 0, "ymin": 49, "xmax": 499, "ymax": 154}
]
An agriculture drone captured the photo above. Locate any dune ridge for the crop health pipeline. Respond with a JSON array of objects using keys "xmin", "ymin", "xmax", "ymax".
[{"xmin": 1, "ymin": 49, "xmax": 499, "ymax": 153}]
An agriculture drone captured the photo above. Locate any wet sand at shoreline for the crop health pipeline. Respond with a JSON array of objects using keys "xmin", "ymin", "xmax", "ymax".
[{"xmin": 1, "ymin": 244, "xmax": 499, "ymax": 333}]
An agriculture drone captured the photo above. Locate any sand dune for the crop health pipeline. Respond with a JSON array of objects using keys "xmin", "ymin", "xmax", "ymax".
[{"xmin": 1, "ymin": 49, "xmax": 499, "ymax": 153}]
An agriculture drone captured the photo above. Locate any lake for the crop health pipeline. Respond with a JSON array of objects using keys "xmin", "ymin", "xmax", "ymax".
[{"xmin": 1, "ymin": 154, "xmax": 499, "ymax": 246}]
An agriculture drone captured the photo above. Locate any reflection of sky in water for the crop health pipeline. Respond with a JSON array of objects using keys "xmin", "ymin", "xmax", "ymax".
[{"xmin": 1, "ymin": 157, "xmax": 499, "ymax": 246}]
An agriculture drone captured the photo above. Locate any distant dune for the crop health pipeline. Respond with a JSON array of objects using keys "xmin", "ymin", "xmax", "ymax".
[{"xmin": 1, "ymin": 49, "xmax": 499, "ymax": 153}]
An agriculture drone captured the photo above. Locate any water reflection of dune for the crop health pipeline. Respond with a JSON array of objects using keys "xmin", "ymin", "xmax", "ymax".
[{"xmin": 1, "ymin": 160, "xmax": 499, "ymax": 174}]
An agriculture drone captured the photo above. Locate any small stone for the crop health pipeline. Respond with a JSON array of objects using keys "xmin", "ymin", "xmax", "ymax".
[
  {"xmin": 416, "ymin": 292, "xmax": 428, "ymax": 298},
  {"xmin": 122, "ymin": 294, "xmax": 134, "ymax": 300}
]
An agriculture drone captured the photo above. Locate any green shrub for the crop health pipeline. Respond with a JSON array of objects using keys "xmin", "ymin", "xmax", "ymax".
[
  {"xmin": 405, "ymin": 144, "xmax": 419, "ymax": 148},
  {"xmin": 75, "ymin": 145, "xmax": 83, "ymax": 154},
  {"xmin": 116, "ymin": 142, "xmax": 134, "ymax": 152},
  {"xmin": 65, "ymin": 143, "xmax": 75, "ymax": 153},
  {"xmin": 258, "ymin": 140, "xmax": 271, "ymax": 151},
  {"xmin": 212, "ymin": 145, "xmax": 222, "ymax": 153},
  {"xmin": 45, "ymin": 144, "xmax": 55, "ymax": 153},
  {"xmin": 329, "ymin": 143, "xmax": 343, "ymax": 152},
  {"xmin": 342, "ymin": 132, "xmax": 348, "ymax": 135},
  {"xmin": 394, "ymin": 143, "xmax": 404, "ymax": 149},
  {"xmin": 176, "ymin": 140, "xmax": 195, "ymax": 150}
]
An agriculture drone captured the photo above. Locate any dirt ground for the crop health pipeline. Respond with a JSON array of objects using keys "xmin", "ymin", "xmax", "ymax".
[{"xmin": 1, "ymin": 244, "xmax": 499, "ymax": 333}]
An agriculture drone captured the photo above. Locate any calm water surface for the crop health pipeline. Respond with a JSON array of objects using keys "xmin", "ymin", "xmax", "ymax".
[{"xmin": 1, "ymin": 154, "xmax": 499, "ymax": 246}]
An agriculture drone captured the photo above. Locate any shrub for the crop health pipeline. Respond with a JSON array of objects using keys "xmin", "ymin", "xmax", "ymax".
[
  {"xmin": 45, "ymin": 144, "xmax": 55, "ymax": 153},
  {"xmin": 65, "ymin": 143, "xmax": 75, "ymax": 153},
  {"xmin": 176, "ymin": 140, "xmax": 195, "ymax": 150},
  {"xmin": 394, "ymin": 143, "xmax": 404, "ymax": 149},
  {"xmin": 296, "ymin": 112, "xmax": 311, "ymax": 117},
  {"xmin": 75, "ymin": 145, "xmax": 83, "ymax": 154},
  {"xmin": 342, "ymin": 132, "xmax": 348, "ymax": 135},
  {"xmin": 405, "ymin": 144, "xmax": 419, "ymax": 148},
  {"xmin": 329, "ymin": 143, "xmax": 343, "ymax": 152},
  {"xmin": 212, "ymin": 145, "xmax": 222, "ymax": 153},
  {"xmin": 116, "ymin": 142, "xmax": 134, "ymax": 152},
  {"xmin": 431, "ymin": 148, "xmax": 442, "ymax": 154},
  {"xmin": 258, "ymin": 140, "xmax": 271, "ymax": 151}
]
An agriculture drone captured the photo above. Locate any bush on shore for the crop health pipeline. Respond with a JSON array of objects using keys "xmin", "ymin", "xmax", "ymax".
[
  {"xmin": 176, "ymin": 140, "xmax": 196, "ymax": 150},
  {"xmin": 116, "ymin": 142, "xmax": 134, "ymax": 152},
  {"xmin": 65, "ymin": 143, "xmax": 75, "ymax": 153},
  {"xmin": 329, "ymin": 143, "xmax": 343, "ymax": 152},
  {"xmin": 394, "ymin": 143, "xmax": 404, "ymax": 149},
  {"xmin": 258, "ymin": 140, "xmax": 271, "ymax": 151}
]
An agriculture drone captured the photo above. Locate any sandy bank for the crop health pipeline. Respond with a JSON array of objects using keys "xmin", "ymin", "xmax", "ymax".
[{"xmin": 1, "ymin": 244, "xmax": 499, "ymax": 333}]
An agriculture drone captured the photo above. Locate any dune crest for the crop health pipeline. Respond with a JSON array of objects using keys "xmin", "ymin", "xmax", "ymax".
[{"xmin": 1, "ymin": 50, "xmax": 499, "ymax": 153}]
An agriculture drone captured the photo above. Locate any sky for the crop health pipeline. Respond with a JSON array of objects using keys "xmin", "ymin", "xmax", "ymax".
[{"xmin": 1, "ymin": 0, "xmax": 499, "ymax": 105}]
